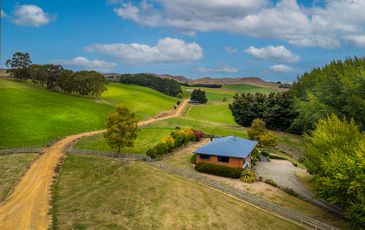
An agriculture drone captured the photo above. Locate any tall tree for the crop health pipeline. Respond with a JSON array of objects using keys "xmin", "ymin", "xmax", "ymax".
[
  {"xmin": 305, "ymin": 115, "xmax": 365, "ymax": 228},
  {"xmin": 190, "ymin": 89, "xmax": 208, "ymax": 104},
  {"xmin": 104, "ymin": 104, "xmax": 139, "ymax": 153},
  {"xmin": 5, "ymin": 52, "xmax": 32, "ymax": 80}
]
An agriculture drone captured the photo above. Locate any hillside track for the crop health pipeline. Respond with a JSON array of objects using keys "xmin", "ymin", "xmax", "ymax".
[{"xmin": 0, "ymin": 99, "xmax": 188, "ymax": 230}]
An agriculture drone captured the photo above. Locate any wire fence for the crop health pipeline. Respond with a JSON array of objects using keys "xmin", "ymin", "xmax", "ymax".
[
  {"xmin": 66, "ymin": 148, "xmax": 147, "ymax": 160},
  {"xmin": 0, "ymin": 147, "xmax": 44, "ymax": 156},
  {"xmin": 149, "ymin": 161, "xmax": 340, "ymax": 230}
]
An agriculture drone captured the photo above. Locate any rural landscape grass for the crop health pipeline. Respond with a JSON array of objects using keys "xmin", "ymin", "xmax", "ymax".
[
  {"xmin": 0, "ymin": 153, "xmax": 39, "ymax": 202},
  {"xmin": 223, "ymin": 84, "xmax": 277, "ymax": 94},
  {"xmin": 53, "ymin": 155, "xmax": 303, "ymax": 230},
  {"xmin": 0, "ymin": 80, "xmax": 177, "ymax": 149}
]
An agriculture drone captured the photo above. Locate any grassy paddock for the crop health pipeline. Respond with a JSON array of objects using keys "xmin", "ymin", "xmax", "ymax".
[
  {"xmin": 74, "ymin": 127, "xmax": 173, "ymax": 154},
  {"xmin": 0, "ymin": 153, "xmax": 39, "ymax": 202},
  {"xmin": 53, "ymin": 154, "xmax": 303, "ymax": 230},
  {"xmin": 223, "ymin": 84, "xmax": 277, "ymax": 94},
  {"xmin": 0, "ymin": 80, "xmax": 177, "ymax": 149}
]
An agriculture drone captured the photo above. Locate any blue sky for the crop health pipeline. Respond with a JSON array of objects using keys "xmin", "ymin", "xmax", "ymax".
[{"xmin": 2, "ymin": 0, "xmax": 365, "ymax": 82}]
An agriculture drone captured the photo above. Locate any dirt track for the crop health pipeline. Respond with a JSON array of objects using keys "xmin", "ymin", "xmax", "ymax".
[{"xmin": 0, "ymin": 99, "xmax": 188, "ymax": 230}]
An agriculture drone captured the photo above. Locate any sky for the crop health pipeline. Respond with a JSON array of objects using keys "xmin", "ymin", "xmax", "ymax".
[{"xmin": 2, "ymin": 0, "xmax": 365, "ymax": 82}]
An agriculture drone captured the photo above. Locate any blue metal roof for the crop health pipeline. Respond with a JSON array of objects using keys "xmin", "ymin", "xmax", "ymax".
[{"xmin": 193, "ymin": 136, "xmax": 258, "ymax": 159}]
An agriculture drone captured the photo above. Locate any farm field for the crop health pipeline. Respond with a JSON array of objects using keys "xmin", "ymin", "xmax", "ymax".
[
  {"xmin": 0, "ymin": 80, "xmax": 177, "ymax": 149},
  {"xmin": 74, "ymin": 127, "xmax": 173, "ymax": 154},
  {"xmin": 53, "ymin": 154, "xmax": 303, "ymax": 230},
  {"xmin": 0, "ymin": 153, "xmax": 39, "ymax": 202},
  {"xmin": 223, "ymin": 84, "xmax": 277, "ymax": 94}
]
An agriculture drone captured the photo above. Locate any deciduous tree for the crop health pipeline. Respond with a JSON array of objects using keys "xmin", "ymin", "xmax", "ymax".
[{"xmin": 104, "ymin": 104, "xmax": 139, "ymax": 153}]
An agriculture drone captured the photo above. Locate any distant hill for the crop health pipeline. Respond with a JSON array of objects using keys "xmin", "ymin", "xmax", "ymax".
[
  {"xmin": 105, "ymin": 73, "xmax": 285, "ymax": 91},
  {"xmin": 0, "ymin": 69, "xmax": 9, "ymax": 78},
  {"xmin": 158, "ymin": 74, "xmax": 284, "ymax": 91}
]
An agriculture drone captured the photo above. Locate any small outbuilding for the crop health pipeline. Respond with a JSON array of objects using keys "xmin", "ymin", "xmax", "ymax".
[{"xmin": 193, "ymin": 136, "xmax": 258, "ymax": 168}]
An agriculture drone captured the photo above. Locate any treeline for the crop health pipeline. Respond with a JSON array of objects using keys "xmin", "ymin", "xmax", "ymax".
[
  {"xmin": 29, "ymin": 65, "xmax": 107, "ymax": 97},
  {"xmin": 181, "ymin": 83, "xmax": 222, "ymax": 88},
  {"xmin": 117, "ymin": 73, "xmax": 182, "ymax": 97},
  {"xmin": 229, "ymin": 92, "xmax": 297, "ymax": 131},
  {"xmin": 230, "ymin": 57, "xmax": 365, "ymax": 133},
  {"xmin": 6, "ymin": 52, "xmax": 107, "ymax": 97},
  {"xmin": 291, "ymin": 57, "xmax": 365, "ymax": 132}
]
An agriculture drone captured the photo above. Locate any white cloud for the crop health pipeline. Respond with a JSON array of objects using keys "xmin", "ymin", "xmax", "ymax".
[
  {"xmin": 244, "ymin": 45, "xmax": 300, "ymax": 63},
  {"xmin": 344, "ymin": 35, "xmax": 365, "ymax": 47},
  {"xmin": 197, "ymin": 65, "xmax": 238, "ymax": 73},
  {"xmin": 53, "ymin": 57, "xmax": 117, "ymax": 72},
  {"xmin": 12, "ymin": 5, "xmax": 55, "ymax": 27},
  {"xmin": 270, "ymin": 64, "xmax": 294, "ymax": 73},
  {"xmin": 112, "ymin": 0, "xmax": 365, "ymax": 49},
  {"xmin": 84, "ymin": 37, "xmax": 203, "ymax": 64},
  {"xmin": 224, "ymin": 46, "xmax": 238, "ymax": 53}
]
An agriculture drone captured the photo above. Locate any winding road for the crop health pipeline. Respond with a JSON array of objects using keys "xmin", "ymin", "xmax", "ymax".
[{"xmin": 0, "ymin": 99, "xmax": 189, "ymax": 230}]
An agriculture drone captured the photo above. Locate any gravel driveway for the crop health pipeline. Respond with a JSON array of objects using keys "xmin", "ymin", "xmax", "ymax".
[{"xmin": 255, "ymin": 159, "xmax": 313, "ymax": 199}]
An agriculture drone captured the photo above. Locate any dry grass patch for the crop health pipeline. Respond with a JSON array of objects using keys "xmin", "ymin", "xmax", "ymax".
[
  {"xmin": 53, "ymin": 155, "xmax": 302, "ymax": 230},
  {"xmin": 0, "ymin": 153, "xmax": 39, "ymax": 202}
]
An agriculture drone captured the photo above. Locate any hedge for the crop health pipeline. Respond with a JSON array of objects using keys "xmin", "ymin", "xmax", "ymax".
[{"xmin": 195, "ymin": 162, "xmax": 243, "ymax": 178}]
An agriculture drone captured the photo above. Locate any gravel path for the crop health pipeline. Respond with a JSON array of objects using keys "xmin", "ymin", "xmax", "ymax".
[{"xmin": 255, "ymin": 160, "xmax": 313, "ymax": 199}]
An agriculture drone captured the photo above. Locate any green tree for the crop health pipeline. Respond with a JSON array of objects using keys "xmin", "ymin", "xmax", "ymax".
[
  {"xmin": 5, "ymin": 52, "xmax": 32, "ymax": 80},
  {"xmin": 190, "ymin": 89, "xmax": 208, "ymax": 104},
  {"xmin": 259, "ymin": 131, "xmax": 277, "ymax": 147},
  {"xmin": 304, "ymin": 114, "xmax": 365, "ymax": 228},
  {"xmin": 247, "ymin": 118, "xmax": 266, "ymax": 140},
  {"xmin": 104, "ymin": 104, "xmax": 139, "ymax": 153}
]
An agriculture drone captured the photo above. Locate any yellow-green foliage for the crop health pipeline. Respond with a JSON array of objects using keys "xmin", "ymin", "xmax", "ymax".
[
  {"xmin": 240, "ymin": 169, "xmax": 256, "ymax": 183},
  {"xmin": 259, "ymin": 131, "xmax": 277, "ymax": 147},
  {"xmin": 104, "ymin": 104, "xmax": 139, "ymax": 153},
  {"xmin": 305, "ymin": 114, "xmax": 365, "ymax": 228},
  {"xmin": 248, "ymin": 119, "xmax": 277, "ymax": 147}
]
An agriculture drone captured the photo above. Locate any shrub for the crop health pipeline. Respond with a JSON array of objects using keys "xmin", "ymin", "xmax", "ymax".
[
  {"xmin": 259, "ymin": 131, "xmax": 278, "ymax": 147},
  {"xmin": 190, "ymin": 154, "xmax": 197, "ymax": 164},
  {"xmin": 251, "ymin": 148, "xmax": 260, "ymax": 165},
  {"xmin": 261, "ymin": 150, "xmax": 270, "ymax": 157},
  {"xmin": 195, "ymin": 162, "xmax": 243, "ymax": 178},
  {"xmin": 282, "ymin": 187, "xmax": 299, "ymax": 197},
  {"xmin": 264, "ymin": 179, "xmax": 278, "ymax": 187},
  {"xmin": 247, "ymin": 119, "xmax": 266, "ymax": 140},
  {"xmin": 258, "ymin": 176, "xmax": 263, "ymax": 182},
  {"xmin": 240, "ymin": 169, "xmax": 256, "ymax": 183},
  {"xmin": 292, "ymin": 162, "xmax": 298, "ymax": 167}
]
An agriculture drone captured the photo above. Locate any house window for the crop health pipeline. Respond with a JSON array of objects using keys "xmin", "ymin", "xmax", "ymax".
[
  {"xmin": 218, "ymin": 156, "xmax": 230, "ymax": 163},
  {"xmin": 200, "ymin": 154, "xmax": 210, "ymax": 160}
]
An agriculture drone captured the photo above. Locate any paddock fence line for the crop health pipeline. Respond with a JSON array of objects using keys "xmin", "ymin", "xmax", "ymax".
[
  {"xmin": 66, "ymin": 148, "xmax": 147, "ymax": 160},
  {"xmin": 0, "ymin": 147, "xmax": 44, "ymax": 156},
  {"xmin": 149, "ymin": 161, "xmax": 340, "ymax": 230}
]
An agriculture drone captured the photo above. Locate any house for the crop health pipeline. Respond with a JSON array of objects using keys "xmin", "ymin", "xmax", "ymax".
[
  {"xmin": 188, "ymin": 99, "xmax": 200, "ymax": 104},
  {"xmin": 193, "ymin": 136, "xmax": 258, "ymax": 168}
]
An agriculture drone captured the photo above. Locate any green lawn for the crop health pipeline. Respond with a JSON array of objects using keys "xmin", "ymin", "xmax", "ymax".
[
  {"xmin": 0, "ymin": 153, "xmax": 39, "ymax": 202},
  {"xmin": 0, "ymin": 80, "xmax": 177, "ymax": 149},
  {"xmin": 74, "ymin": 127, "xmax": 173, "ymax": 154},
  {"xmin": 223, "ymin": 84, "xmax": 277, "ymax": 94},
  {"xmin": 53, "ymin": 154, "xmax": 303, "ymax": 230}
]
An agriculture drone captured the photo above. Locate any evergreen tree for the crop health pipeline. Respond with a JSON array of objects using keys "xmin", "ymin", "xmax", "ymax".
[{"xmin": 190, "ymin": 89, "xmax": 208, "ymax": 104}]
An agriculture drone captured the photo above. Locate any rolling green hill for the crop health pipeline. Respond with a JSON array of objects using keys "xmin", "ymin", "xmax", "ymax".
[{"xmin": 0, "ymin": 80, "xmax": 177, "ymax": 149}]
